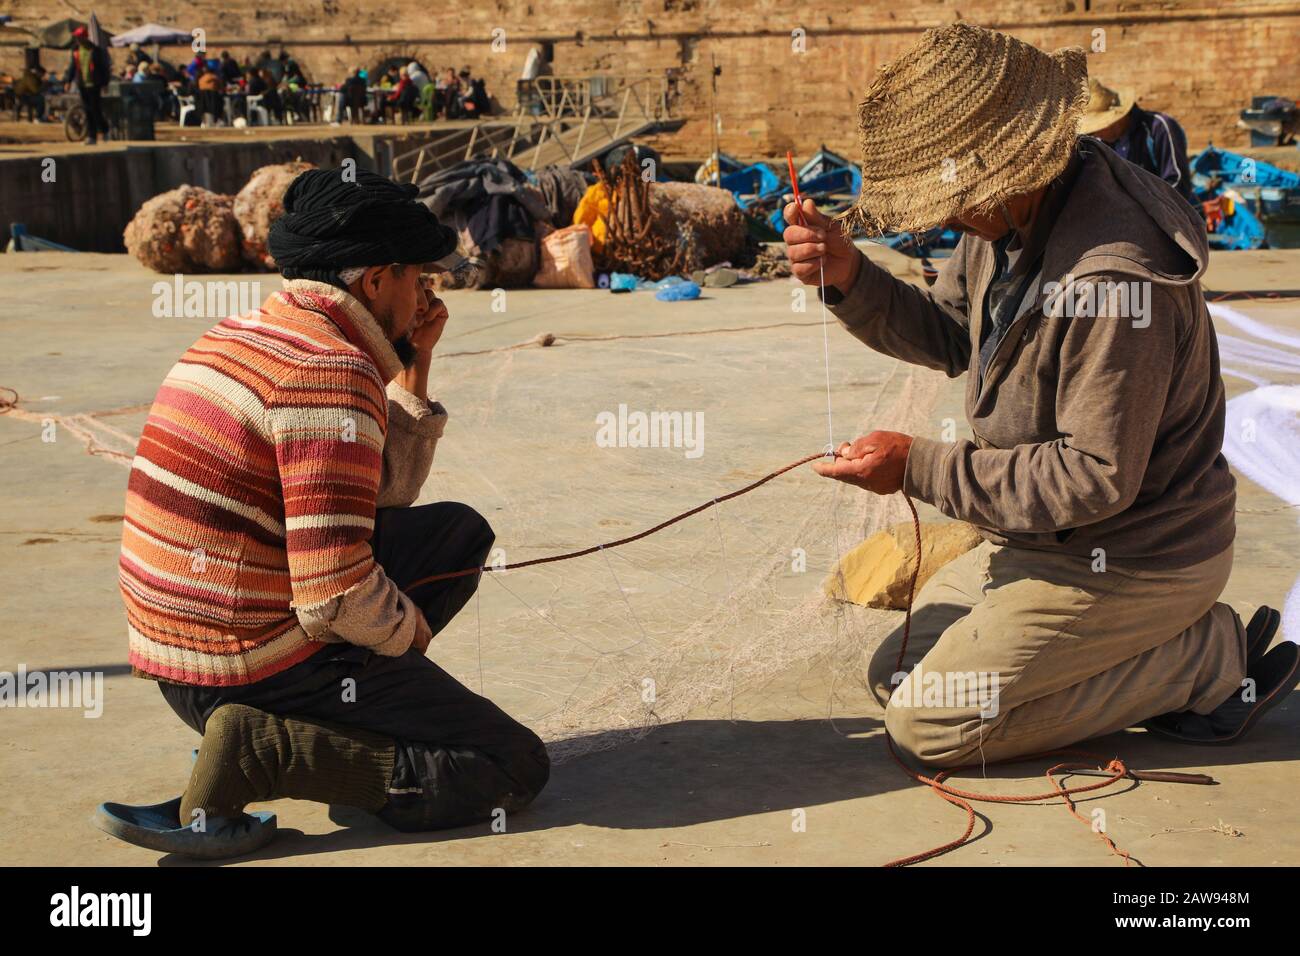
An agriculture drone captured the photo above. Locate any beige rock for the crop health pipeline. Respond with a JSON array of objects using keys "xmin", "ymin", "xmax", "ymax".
[
  {"xmin": 233, "ymin": 161, "xmax": 315, "ymax": 270},
  {"xmin": 824, "ymin": 520, "xmax": 984, "ymax": 610},
  {"xmin": 123, "ymin": 186, "xmax": 242, "ymax": 274}
]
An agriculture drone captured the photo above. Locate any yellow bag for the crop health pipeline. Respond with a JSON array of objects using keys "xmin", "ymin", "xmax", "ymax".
[{"xmin": 572, "ymin": 182, "xmax": 610, "ymax": 255}]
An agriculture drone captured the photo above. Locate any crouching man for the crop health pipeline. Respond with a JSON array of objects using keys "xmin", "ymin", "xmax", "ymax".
[
  {"xmin": 98, "ymin": 168, "xmax": 548, "ymax": 858},
  {"xmin": 785, "ymin": 24, "xmax": 1296, "ymax": 768}
]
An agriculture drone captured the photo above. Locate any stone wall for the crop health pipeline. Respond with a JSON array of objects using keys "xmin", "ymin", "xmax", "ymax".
[{"xmin": 3, "ymin": 1, "xmax": 1297, "ymax": 157}]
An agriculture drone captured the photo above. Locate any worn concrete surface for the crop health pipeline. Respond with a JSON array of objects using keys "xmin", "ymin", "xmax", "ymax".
[{"xmin": 0, "ymin": 247, "xmax": 1296, "ymax": 866}]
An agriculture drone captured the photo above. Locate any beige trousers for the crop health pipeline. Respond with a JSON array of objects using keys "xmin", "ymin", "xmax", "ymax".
[{"xmin": 868, "ymin": 540, "xmax": 1245, "ymax": 767}]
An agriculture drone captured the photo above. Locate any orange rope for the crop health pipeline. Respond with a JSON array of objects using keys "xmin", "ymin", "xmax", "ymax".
[
  {"xmin": 404, "ymin": 452, "xmax": 826, "ymax": 592},
  {"xmin": 881, "ymin": 493, "xmax": 1135, "ymax": 867}
]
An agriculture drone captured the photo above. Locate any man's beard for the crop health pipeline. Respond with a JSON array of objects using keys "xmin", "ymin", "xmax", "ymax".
[
  {"xmin": 393, "ymin": 335, "xmax": 417, "ymax": 368},
  {"xmin": 376, "ymin": 306, "xmax": 418, "ymax": 368}
]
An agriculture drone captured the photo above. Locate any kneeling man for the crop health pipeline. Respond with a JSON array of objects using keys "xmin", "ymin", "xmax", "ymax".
[
  {"xmin": 786, "ymin": 24, "xmax": 1296, "ymax": 767},
  {"xmin": 101, "ymin": 169, "xmax": 548, "ymax": 857}
]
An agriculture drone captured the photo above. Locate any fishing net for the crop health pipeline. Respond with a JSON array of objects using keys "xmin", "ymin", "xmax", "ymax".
[
  {"xmin": 421, "ymin": 328, "xmax": 942, "ymax": 763},
  {"xmin": 4, "ymin": 272, "xmax": 944, "ymax": 766}
]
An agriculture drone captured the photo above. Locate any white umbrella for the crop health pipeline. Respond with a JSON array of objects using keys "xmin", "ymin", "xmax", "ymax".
[{"xmin": 110, "ymin": 23, "xmax": 190, "ymax": 48}]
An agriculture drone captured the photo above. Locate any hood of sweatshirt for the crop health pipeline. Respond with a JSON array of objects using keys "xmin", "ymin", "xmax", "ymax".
[{"xmin": 1042, "ymin": 136, "xmax": 1207, "ymax": 288}]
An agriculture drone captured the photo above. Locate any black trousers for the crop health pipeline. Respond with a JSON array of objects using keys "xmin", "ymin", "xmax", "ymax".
[
  {"xmin": 196, "ymin": 89, "xmax": 224, "ymax": 121},
  {"xmin": 79, "ymin": 85, "xmax": 109, "ymax": 135},
  {"xmin": 160, "ymin": 502, "xmax": 549, "ymax": 831}
]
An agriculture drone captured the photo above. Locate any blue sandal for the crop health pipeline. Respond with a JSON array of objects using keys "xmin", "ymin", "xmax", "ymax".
[{"xmin": 93, "ymin": 796, "xmax": 277, "ymax": 860}]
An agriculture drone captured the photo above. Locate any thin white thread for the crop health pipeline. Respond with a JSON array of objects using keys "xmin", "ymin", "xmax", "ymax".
[
  {"xmin": 475, "ymin": 586, "xmax": 484, "ymax": 695},
  {"xmin": 600, "ymin": 546, "xmax": 652, "ymax": 649},
  {"xmin": 816, "ymin": 241, "xmax": 850, "ymax": 738},
  {"xmin": 819, "ymin": 254, "xmax": 835, "ymax": 454}
]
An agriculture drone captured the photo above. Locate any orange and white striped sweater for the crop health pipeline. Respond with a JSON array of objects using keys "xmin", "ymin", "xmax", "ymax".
[{"xmin": 120, "ymin": 280, "xmax": 445, "ymax": 686}]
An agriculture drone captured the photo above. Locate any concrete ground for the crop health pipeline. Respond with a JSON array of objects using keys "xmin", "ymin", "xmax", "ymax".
[{"xmin": 0, "ymin": 246, "xmax": 1296, "ymax": 867}]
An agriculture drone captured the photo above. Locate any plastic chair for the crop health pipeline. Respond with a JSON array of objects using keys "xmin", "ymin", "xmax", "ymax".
[
  {"xmin": 177, "ymin": 94, "xmax": 196, "ymax": 127},
  {"xmin": 246, "ymin": 94, "xmax": 269, "ymax": 126},
  {"xmin": 418, "ymin": 82, "xmax": 436, "ymax": 122}
]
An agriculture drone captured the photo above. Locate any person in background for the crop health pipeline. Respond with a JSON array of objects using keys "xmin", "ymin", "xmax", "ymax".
[
  {"xmin": 154, "ymin": 58, "xmax": 179, "ymax": 83},
  {"xmin": 195, "ymin": 66, "xmax": 226, "ymax": 126},
  {"xmin": 408, "ymin": 60, "xmax": 430, "ymax": 92},
  {"xmin": 16, "ymin": 64, "xmax": 50, "ymax": 123},
  {"xmin": 259, "ymin": 68, "xmax": 285, "ymax": 123},
  {"xmin": 518, "ymin": 44, "xmax": 551, "ymax": 115},
  {"xmin": 186, "ymin": 52, "xmax": 205, "ymax": 80},
  {"xmin": 279, "ymin": 52, "xmax": 309, "ymax": 86},
  {"xmin": 220, "ymin": 51, "xmax": 243, "ymax": 85},
  {"xmin": 150, "ymin": 62, "xmax": 179, "ymax": 119},
  {"xmin": 333, "ymin": 66, "xmax": 354, "ymax": 124},
  {"xmin": 281, "ymin": 67, "xmax": 309, "ymax": 122},
  {"xmin": 63, "ymin": 26, "xmax": 111, "ymax": 145},
  {"xmin": 339, "ymin": 65, "xmax": 368, "ymax": 124},
  {"xmin": 439, "ymin": 67, "xmax": 461, "ymax": 119},
  {"xmin": 132, "ymin": 63, "xmax": 149, "ymax": 84},
  {"xmin": 125, "ymin": 42, "xmax": 153, "ymax": 72},
  {"xmin": 246, "ymin": 67, "xmax": 268, "ymax": 97},
  {"xmin": 461, "ymin": 71, "xmax": 490, "ymax": 119},
  {"xmin": 1078, "ymin": 80, "xmax": 1197, "ymax": 207},
  {"xmin": 386, "ymin": 65, "xmax": 417, "ymax": 123}
]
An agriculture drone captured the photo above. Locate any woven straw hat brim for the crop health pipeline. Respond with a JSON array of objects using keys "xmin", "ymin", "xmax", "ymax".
[
  {"xmin": 1078, "ymin": 95, "xmax": 1139, "ymax": 135},
  {"xmin": 839, "ymin": 24, "xmax": 1090, "ymax": 236}
]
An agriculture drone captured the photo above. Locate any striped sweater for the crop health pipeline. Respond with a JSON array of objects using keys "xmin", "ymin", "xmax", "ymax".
[{"xmin": 121, "ymin": 280, "xmax": 446, "ymax": 687}]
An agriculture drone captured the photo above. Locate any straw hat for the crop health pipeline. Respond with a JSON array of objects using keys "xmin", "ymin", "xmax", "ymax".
[
  {"xmin": 840, "ymin": 23, "xmax": 1090, "ymax": 236},
  {"xmin": 1077, "ymin": 79, "xmax": 1138, "ymax": 135}
]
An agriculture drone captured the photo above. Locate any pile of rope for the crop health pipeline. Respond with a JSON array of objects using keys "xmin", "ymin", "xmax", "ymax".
[{"xmin": 591, "ymin": 152, "xmax": 696, "ymax": 280}]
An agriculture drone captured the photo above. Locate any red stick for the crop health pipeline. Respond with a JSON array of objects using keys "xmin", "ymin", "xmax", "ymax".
[{"xmin": 786, "ymin": 150, "xmax": 807, "ymax": 226}]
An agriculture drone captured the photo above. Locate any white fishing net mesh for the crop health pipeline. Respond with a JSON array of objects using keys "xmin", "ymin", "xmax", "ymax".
[
  {"xmin": 15, "ymin": 280, "xmax": 945, "ymax": 764},
  {"xmin": 422, "ymin": 339, "xmax": 942, "ymax": 762}
]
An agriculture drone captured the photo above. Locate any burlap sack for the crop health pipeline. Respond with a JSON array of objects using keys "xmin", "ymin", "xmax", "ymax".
[{"xmin": 533, "ymin": 224, "xmax": 596, "ymax": 289}]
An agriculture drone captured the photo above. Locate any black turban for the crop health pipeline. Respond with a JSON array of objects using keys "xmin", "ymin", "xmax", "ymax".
[{"xmin": 269, "ymin": 167, "xmax": 461, "ymax": 285}]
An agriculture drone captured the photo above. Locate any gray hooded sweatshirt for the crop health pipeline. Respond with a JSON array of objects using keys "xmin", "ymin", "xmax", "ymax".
[{"xmin": 829, "ymin": 136, "xmax": 1235, "ymax": 569}]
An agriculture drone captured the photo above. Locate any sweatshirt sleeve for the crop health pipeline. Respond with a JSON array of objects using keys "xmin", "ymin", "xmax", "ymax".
[
  {"xmin": 267, "ymin": 353, "xmax": 428, "ymax": 656},
  {"xmin": 377, "ymin": 381, "xmax": 447, "ymax": 509},
  {"xmin": 826, "ymin": 243, "xmax": 973, "ymax": 377},
  {"xmin": 903, "ymin": 276, "xmax": 1179, "ymax": 534}
]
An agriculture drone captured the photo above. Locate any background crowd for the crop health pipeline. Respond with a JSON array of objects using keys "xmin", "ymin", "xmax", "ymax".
[{"xmin": 3, "ymin": 37, "xmax": 495, "ymax": 139}]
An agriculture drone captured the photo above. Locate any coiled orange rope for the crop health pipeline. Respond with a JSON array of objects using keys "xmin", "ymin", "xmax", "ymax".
[{"xmin": 882, "ymin": 493, "xmax": 1135, "ymax": 867}]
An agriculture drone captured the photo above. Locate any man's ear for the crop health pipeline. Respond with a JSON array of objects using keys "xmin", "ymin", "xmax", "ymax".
[{"xmin": 358, "ymin": 265, "xmax": 387, "ymax": 299}]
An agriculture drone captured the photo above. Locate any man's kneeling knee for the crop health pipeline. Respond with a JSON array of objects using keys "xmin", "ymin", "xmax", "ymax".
[{"xmin": 883, "ymin": 700, "xmax": 965, "ymax": 769}]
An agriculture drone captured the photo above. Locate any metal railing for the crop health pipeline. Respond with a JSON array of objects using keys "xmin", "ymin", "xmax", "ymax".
[{"xmin": 390, "ymin": 73, "xmax": 674, "ymax": 183}]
